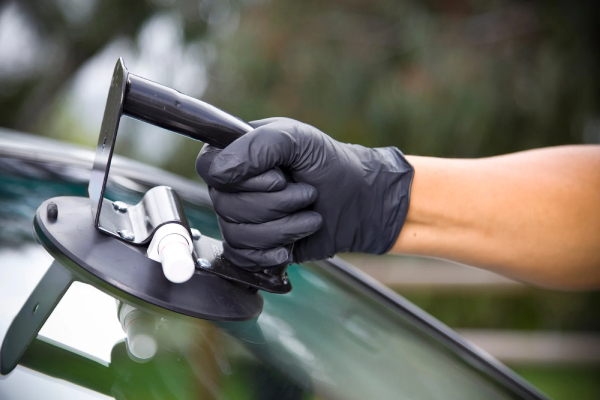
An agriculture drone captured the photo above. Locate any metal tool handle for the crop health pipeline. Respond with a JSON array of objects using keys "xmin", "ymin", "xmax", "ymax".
[{"xmin": 124, "ymin": 74, "xmax": 253, "ymax": 149}]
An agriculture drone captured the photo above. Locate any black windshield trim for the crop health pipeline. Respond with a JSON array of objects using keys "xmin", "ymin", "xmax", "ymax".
[{"xmin": 317, "ymin": 257, "xmax": 547, "ymax": 399}]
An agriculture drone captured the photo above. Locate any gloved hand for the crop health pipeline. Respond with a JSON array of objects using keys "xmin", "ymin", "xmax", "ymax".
[{"xmin": 196, "ymin": 118, "xmax": 414, "ymax": 270}]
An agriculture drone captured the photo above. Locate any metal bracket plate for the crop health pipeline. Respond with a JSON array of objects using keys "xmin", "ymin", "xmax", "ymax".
[
  {"xmin": 88, "ymin": 58, "xmax": 130, "ymax": 240},
  {"xmin": 98, "ymin": 186, "xmax": 190, "ymax": 245}
]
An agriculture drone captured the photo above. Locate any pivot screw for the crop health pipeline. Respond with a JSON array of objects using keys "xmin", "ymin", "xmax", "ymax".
[
  {"xmin": 118, "ymin": 230, "xmax": 135, "ymax": 241},
  {"xmin": 113, "ymin": 201, "xmax": 128, "ymax": 212},
  {"xmin": 190, "ymin": 228, "xmax": 201, "ymax": 241},
  {"xmin": 47, "ymin": 202, "xmax": 58, "ymax": 221},
  {"xmin": 196, "ymin": 258, "xmax": 211, "ymax": 269}
]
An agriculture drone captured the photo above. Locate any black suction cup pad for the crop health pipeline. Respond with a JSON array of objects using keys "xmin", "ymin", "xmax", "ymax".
[{"xmin": 34, "ymin": 196, "xmax": 263, "ymax": 322}]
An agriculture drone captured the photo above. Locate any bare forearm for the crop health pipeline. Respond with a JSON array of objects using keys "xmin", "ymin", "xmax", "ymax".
[{"xmin": 392, "ymin": 145, "xmax": 600, "ymax": 289}]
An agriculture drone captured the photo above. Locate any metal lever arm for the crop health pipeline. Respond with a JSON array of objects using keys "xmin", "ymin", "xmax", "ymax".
[{"xmin": 124, "ymin": 74, "xmax": 253, "ymax": 149}]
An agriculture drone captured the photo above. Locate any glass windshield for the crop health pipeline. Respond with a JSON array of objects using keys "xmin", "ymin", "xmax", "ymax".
[{"xmin": 0, "ymin": 155, "xmax": 529, "ymax": 400}]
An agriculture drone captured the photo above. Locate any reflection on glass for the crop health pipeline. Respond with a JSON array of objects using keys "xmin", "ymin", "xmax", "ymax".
[{"xmin": 0, "ymin": 161, "xmax": 526, "ymax": 399}]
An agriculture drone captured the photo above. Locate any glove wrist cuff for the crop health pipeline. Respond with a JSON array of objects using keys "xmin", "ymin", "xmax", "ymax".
[{"xmin": 361, "ymin": 147, "xmax": 414, "ymax": 255}]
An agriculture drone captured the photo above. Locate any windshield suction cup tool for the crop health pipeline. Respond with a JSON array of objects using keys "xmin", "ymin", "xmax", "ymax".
[{"xmin": 0, "ymin": 58, "xmax": 292, "ymax": 376}]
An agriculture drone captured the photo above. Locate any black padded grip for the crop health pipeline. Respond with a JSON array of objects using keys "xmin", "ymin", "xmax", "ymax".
[{"xmin": 123, "ymin": 74, "xmax": 252, "ymax": 149}]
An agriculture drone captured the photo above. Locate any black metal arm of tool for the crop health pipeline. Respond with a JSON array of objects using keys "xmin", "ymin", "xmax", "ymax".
[{"xmin": 123, "ymin": 73, "xmax": 253, "ymax": 148}]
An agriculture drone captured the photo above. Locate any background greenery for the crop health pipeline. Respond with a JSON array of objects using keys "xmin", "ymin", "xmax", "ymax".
[{"xmin": 1, "ymin": 0, "xmax": 599, "ymax": 398}]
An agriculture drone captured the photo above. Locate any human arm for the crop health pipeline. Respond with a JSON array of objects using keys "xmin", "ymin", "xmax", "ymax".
[
  {"xmin": 392, "ymin": 146, "xmax": 600, "ymax": 290},
  {"xmin": 196, "ymin": 118, "xmax": 600, "ymax": 290},
  {"xmin": 196, "ymin": 117, "xmax": 413, "ymax": 269}
]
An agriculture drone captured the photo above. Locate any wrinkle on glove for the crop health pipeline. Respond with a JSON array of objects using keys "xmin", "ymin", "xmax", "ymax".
[
  {"xmin": 196, "ymin": 117, "xmax": 414, "ymax": 270},
  {"xmin": 210, "ymin": 183, "xmax": 317, "ymax": 223}
]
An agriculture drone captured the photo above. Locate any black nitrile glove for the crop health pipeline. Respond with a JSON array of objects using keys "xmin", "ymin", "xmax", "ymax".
[{"xmin": 196, "ymin": 118, "xmax": 414, "ymax": 270}]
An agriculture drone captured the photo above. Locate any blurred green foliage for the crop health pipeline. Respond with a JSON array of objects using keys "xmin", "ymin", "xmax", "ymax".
[
  {"xmin": 1, "ymin": 0, "xmax": 599, "ymax": 178},
  {"xmin": 404, "ymin": 290, "xmax": 600, "ymax": 331},
  {"xmin": 513, "ymin": 366, "xmax": 600, "ymax": 400},
  {"xmin": 203, "ymin": 0, "xmax": 600, "ymax": 158}
]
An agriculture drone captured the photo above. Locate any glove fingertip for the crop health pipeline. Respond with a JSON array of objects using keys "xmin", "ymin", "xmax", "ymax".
[
  {"xmin": 251, "ymin": 168, "xmax": 287, "ymax": 192},
  {"xmin": 207, "ymin": 154, "xmax": 238, "ymax": 184},
  {"xmin": 302, "ymin": 183, "xmax": 319, "ymax": 204},
  {"xmin": 222, "ymin": 244, "xmax": 292, "ymax": 270},
  {"xmin": 301, "ymin": 210, "xmax": 324, "ymax": 235}
]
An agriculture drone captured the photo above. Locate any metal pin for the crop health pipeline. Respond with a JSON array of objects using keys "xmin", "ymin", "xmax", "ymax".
[
  {"xmin": 47, "ymin": 202, "xmax": 58, "ymax": 221},
  {"xmin": 196, "ymin": 258, "xmax": 211, "ymax": 269},
  {"xmin": 117, "ymin": 230, "xmax": 135, "ymax": 241},
  {"xmin": 190, "ymin": 228, "xmax": 201, "ymax": 241},
  {"xmin": 112, "ymin": 201, "xmax": 128, "ymax": 212}
]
